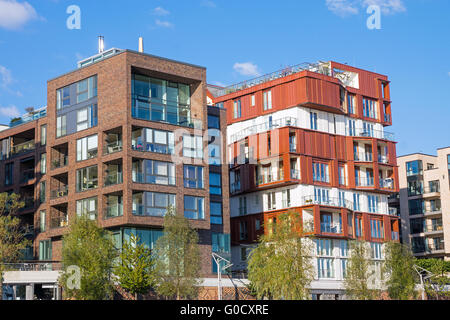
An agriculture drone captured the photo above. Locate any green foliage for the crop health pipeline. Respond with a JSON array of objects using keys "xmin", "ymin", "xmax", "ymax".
[
  {"xmin": 416, "ymin": 258, "xmax": 450, "ymax": 299},
  {"xmin": 113, "ymin": 233, "xmax": 155, "ymax": 299},
  {"xmin": 344, "ymin": 241, "xmax": 379, "ymax": 300},
  {"xmin": 0, "ymin": 193, "xmax": 28, "ymax": 300},
  {"xmin": 384, "ymin": 242, "xmax": 417, "ymax": 300},
  {"xmin": 60, "ymin": 216, "xmax": 116, "ymax": 300},
  {"xmin": 153, "ymin": 206, "xmax": 201, "ymax": 300},
  {"xmin": 247, "ymin": 211, "xmax": 315, "ymax": 300}
]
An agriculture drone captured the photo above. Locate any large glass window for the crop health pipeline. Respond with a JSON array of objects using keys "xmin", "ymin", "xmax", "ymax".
[
  {"xmin": 263, "ymin": 90, "xmax": 272, "ymax": 110},
  {"xmin": 211, "ymin": 233, "xmax": 231, "ymax": 273},
  {"xmin": 318, "ymin": 258, "xmax": 335, "ymax": 279},
  {"xmin": 39, "ymin": 240, "xmax": 52, "ymax": 261},
  {"xmin": 76, "ymin": 76, "xmax": 97, "ymax": 104},
  {"xmin": 407, "ymin": 180, "xmax": 423, "ymax": 196},
  {"xmin": 233, "ymin": 99, "xmax": 241, "ymax": 119},
  {"xmin": 367, "ymin": 195, "xmax": 380, "ymax": 213},
  {"xmin": 184, "ymin": 196, "xmax": 204, "ymax": 220},
  {"xmin": 370, "ymin": 219, "xmax": 384, "ymax": 239},
  {"xmin": 76, "ymin": 165, "xmax": 98, "ymax": 192},
  {"xmin": 57, "ymin": 87, "xmax": 71, "ymax": 110},
  {"xmin": 362, "ymin": 97, "xmax": 377, "ymax": 119},
  {"xmin": 132, "ymin": 159, "xmax": 175, "ymax": 185},
  {"xmin": 410, "ymin": 218, "xmax": 424, "ymax": 234},
  {"xmin": 131, "ymin": 128, "xmax": 174, "ymax": 154},
  {"xmin": 76, "ymin": 104, "xmax": 98, "ymax": 132},
  {"xmin": 183, "ymin": 135, "xmax": 203, "ymax": 159},
  {"xmin": 209, "ymin": 172, "xmax": 222, "ymax": 195},
  {"xmin": 347, "ymin": 94, "xmax": 355, "ymax": 114},
  {"xmin": 76, "ymin": 135, "xmax": 98, "ymax": 161},
  {"xmin": 5, "ymin": 162, "xmax": 13, "ymax": 186},
  {"xmin": 56, "ymin": 115, "xmax": 67, "ymax": 138},
  {"xmin": 132, "ymin": 192, "xmax": 176, "ymax": 217},
  {"xmin": 123, "ymin": 228, "xmax": 163, "ymax": 250},
  {"xmin": 208, "ymin": 115, "xmax": 220, "ymax": 129},
  {"xmin": 41, "ymin": 125, "xmax": 47, "ymax": 146},
  {"xmin": 313, "ymin": 162, "xmax": 329, "ymax": 183},
  {"xmin": 208, "ymin": 129, "xmax": 221, "ymax": 165},
  {"xmin": 40, "ymin": 153, "xmax": 47, "ymax": 174},
  {"xmin": 76, "ymin": 197, "xmax": 98, "ymax": 220},
  {"xmin": 210, "ymin": 202, "xmax": 223, "ymax": 225},
  {"xmin": 409, "ymin": 199, "xmax": 424, "ymax": 215},
  {"xmin": 310, "ymin": 112, "xmax": 318, "ymax": 130},
  {"xmin": 183, "ymin": 165, "xmax": 204, "ymax": 189},
  {"xmin": 406, "ymin": 160, "xmax": 423, "ymax": 176},
  {"xmin": 39, "ymin": 211, "xmax": 46, "ymax": 232}
]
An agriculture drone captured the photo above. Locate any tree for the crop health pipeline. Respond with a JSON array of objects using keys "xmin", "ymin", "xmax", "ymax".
[
  {"xmin": 113, "ymin": 233, "xmax": 155, "ymax": 300},
  {"xmin": 0, "ymin": 193, "xmax": 27, "ymax": 300},
  {"xmin": 344, "ymin": 241, "xmax": 380, "ymax": 300},
  {"xmin": 59, "ymin": 216, "xmax": 116, "ymax": 300},
  {"xmin": 247, "ymin": 211, "xmax": 315, "ymax": 300},
  {"xmin": 153, "ymin": 206, "xmax": 201, "ymax": 300},
  {"xmin": 384, "ymin": 242, "xmax": 417, "ymax": 300}
]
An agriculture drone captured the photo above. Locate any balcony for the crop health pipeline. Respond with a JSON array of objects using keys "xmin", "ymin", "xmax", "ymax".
[
  {"xmin": 347, "ymin": 128, "xmax": 395, "ymax": 141},
  {"xmin": 50, "ymin": 215, "xmax": 68, "ymax": 229},
  {"xmin": 229, "ymin": 117, "xmax": 298, "ymax": 144},
  {"xmin": 104, "ymin": 172, "xmax": 123, "ymax": 186},
  {"xmin": 11, "ymin": 140, "xmax": 35, "ymax": 156},
  {"xmin": 20, "ymin": 169, "xmax": 35, "ymax": 184},
  {"xmin": 77, "ymin": 179, "xmax": 98, "ymax": 192},
  {"xmin": 289, "ymin": 142, "xmax": 297, "ymax": 152},
  {"xmin": 384, "ymin": 114, "xmax": 392, "ymax": 123},
  {"xmin": 424, "ymin": 225, "xmax": 444, "ymax": 234},
  {"xmin": 422, "ymin": 186, "xmax": 440, "ymax": 197},
  {"xmin": 230, "ymin": 181, "xmax": 241, "ymax": 193},
  {"xmin": 131, "ymin": 96, "xmax": 201, "ymax": 129},
  {"xmin": 355, "ymin": 177, "xmax": 374, "ymax": 187},
  {"xmin": 320, "ymin": 222, "xmax": 342, "ymax": 234},
  {"xmin": 380, "ymin": 178, "xmax": 395, "ymax": 190},
  {"xmin": 378, "ymin": 154, "xmax": 389, "ymax": 164},
  {"xmin": 132, "ymin": 172, "xmax": 176, "ymax": 186},
  {"xmin": 388, "ymin": 207, "xmax": 399, "ymax": 216},
  {"xmin": 291, "ymin": 169, "xmax": 300, "ymax": 180},
  {"xmin": 104, "ymin": 204, "xmax": 123, "ymax": 219},
  {"xmin": 256, "ymin": 172, "xmax": 284, "ymax": 185},
  {"xmin": 51, "ymin": 156, "xmax": 68, "ymax": 170},
  {"xmin": 391, "ymin": 231, "xmax": 399, "ymax": 241},
  {"xmin": 104, "ymin": 141, "xmax": 123, "ymax": 155},
  {"xmin": 303, "ymin": 196, "xmax": 353, "ymax": 210},
  {"xmin": 50, "ymin": 186, "xmax": 68, "ymax": 199},
  {"xmin": 354, "ymin": 152, "xmax": 373, "ymax": 162},
  {"xmin": 9, "ymin": 107, "xmax": 47, "ymax": 128}
]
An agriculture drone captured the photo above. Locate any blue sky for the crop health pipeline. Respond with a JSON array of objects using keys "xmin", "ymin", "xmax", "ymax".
[{"xmin": 0, "ymin": 0, "xmax": 449, "ymax": 156}]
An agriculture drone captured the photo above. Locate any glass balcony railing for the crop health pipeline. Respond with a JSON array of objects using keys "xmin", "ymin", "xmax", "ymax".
[
  {"xmin": 354, "ymin": 152, "xmax": 373, "ymax": 162},
  {"xmin": 11, "ymin": 140, "xmax": 35, "ymax": 156},
  {"xmin": 132, "ymin": 172, "xmax": 176, "ymax": 186},
  {"xmin": 104, "ymin": 172, "xmax": 123, "ymax": 186},
  {"xmin": 131, "ymin": 142, "xmax": 174, "ymax": 155},
  {"xmin": 303, "ymin": 196, "xmax": 353, "ymax": 210},
  {"xmin": 51, "ymin": 156, "xmax": 68, "ymax": 169},
  {"xmin": 104, "ymin": 204, "xmax": 123, "ymax": 219},
  {"xmin": 50, "ymin": 186, "xmax": 69, "ymax": 199},
  {"xmin": 355, "ymin": 177, "xmax": 374, "ymax": 187},
  {"xmin": 380, "ymin": 178, "xmax": 395, "ymax": 189},
  {"xmin": 424, "ymin": 225, "xmax": 443, "ymax": 233},
  {"xmin": 320, "ymin": 222, "xmax": 342, "ymax": 234},
  {"xmin": 104, "ymin": 141, "xmax": 123, "ymax": 155},
  {"xmin": 77, "ymin": 210, "xmax": 97, "ymax": 221},
  {"xmin": 384, "ymin": 114, "xmax": 392, "ymax": 123},
  {"xmin": 9, "ymin": 108, "xmax": 47, "ymax": 128},
  {"xmin": 230, "ymin": 117, "xmax": 297, "ymax": 143},
  {"xmin": 291, "ymin": 169, "xmax": 300, "ymax": 180},
  {"xmin": 388, "ymin": 207, "xmax": 399, "ymax": 216},
  {"xmin": 230, "ymin": 181, "xmax": 241, "ymax": 193},
  {"xmin": 256, "ymin": 172, "xmax": 284, "ymax": 185},
  {"xmin": 347, "ymin": 128, "xmax": 395, "ymax": 141},
  {"xmin": 378, "ymin": 154, "xmax": 389, "ymax": 164}
]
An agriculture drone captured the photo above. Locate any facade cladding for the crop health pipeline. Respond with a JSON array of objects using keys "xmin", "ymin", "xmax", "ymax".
[
  {"xmin": 0, "ymin": 50, "xmax": 230, "ymax": 278},
  {"xmin": 394, "ymin": 147, "xmax": 450, "ymax": 260},
  {"xmin": 211, "ymin": 61, "xmax": 401, "ymax": 298}
]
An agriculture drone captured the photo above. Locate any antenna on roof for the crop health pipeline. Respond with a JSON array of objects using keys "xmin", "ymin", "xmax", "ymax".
[{"xmin": 98, "ymin": 36, "xmax": 105, "ymax": 53}]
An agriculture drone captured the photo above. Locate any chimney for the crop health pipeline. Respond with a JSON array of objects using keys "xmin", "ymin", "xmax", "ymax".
[
  {"xmin": 98, "ymin": 36, "xmax": 105, "ymax": 54},
  {"xmin": 139, "ymin": 37, "xmax": 144, "ymax": 53}
]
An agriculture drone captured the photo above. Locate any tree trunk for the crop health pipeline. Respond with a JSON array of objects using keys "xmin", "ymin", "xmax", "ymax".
[{"xmin": 135, "ymin": 293, "xmax": 138, "ymax": 301}]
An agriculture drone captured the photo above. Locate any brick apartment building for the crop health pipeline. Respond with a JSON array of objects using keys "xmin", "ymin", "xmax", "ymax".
[
  {"xmin": 0, "ymin": 47, "xmax": 235, "ymax": 299},
  {"xmin": 209, "ymin": 61, "xmax": 401, "ymax": 299},
  {"xmin": 392, "ymin": 147, "xmax": 450, "ymax": 260}
]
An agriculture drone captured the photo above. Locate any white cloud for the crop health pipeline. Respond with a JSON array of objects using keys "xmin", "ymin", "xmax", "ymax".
[
  {"xmin": 326, "ymin": 0, "xmax": 405, "ymax": 17},
  {"xmin": 0, "ymin": 0, "xmax": 38, "ymax": 30},
  {"xmin": 0, "ymin": 65, "xmax": 12, "ymax": 88},
  {"xmin": 201, "ymin": 0, "xmax": 216, "ymax": 8},
  {"xmin": 0, "ymin": 105, "xmax": 21, "ymax": 118},
  {"xmin": 155, "ymin": 19, "xmax": 174, "ymax": 28},
  {"xmin": 233, "ymin": 62, "xmax": 261, "ymax": 77},
  {"xmin": 153, "ymin": 6, "xmax": 170, "ymax": 16}
]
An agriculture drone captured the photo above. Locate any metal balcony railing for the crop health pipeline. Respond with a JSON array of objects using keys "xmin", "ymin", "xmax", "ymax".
[
  {"xmin": 303, "ymin": 195, "xmax": 353, "ymax": 210},
  {"xmin": 50, "ymin": 186, "xmax": 68, "ymax": 199},
  {"xmin": 229, "ymin": 116, "xmax": 298, "ymax": 143},
  {"xmin": 1, "ymin": 262, "xmax": 61, "ymax": 272},
  {"xmin": 424, "ymin": 225, "xmax": 444, "ymax": 233},
  {"xmin": 354, "ymin": 152, "xmax": 373, "ymax": 162}
]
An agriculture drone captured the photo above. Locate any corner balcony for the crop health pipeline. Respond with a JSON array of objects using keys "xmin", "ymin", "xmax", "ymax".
[
  {"xmin": 303, "ymin": 195, "xmax": 353, "ymax": 210},
  {"xmin": 320, "ymin": 222, "xmax": 342, "ymax": 234},
  {"xmin": 348, "ymin": 128, "xmax": 395, "ymax": 142},
  {"xmin": 11, "ymin": 140, "xmax": 36, "ymax": 157},
  {"xmin": 380, "ymin": 178, "xmax": 395, "ymax": 190}
]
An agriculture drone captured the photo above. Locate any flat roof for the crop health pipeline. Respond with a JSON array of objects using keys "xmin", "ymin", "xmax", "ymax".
[{"xmin": 397, "ymin": 152, "xmax": 437, "ymax": 158}]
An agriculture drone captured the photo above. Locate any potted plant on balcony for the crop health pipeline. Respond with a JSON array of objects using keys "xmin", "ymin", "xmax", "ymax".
[{"xmin": 10, "ymin": 117, "xmax": 22, "ymax": 125}]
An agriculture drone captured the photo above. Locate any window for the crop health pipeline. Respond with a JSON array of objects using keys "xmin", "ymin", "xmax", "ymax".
[
  {"xmin": 132, "ymin": 128, "xmax": 174, "ymax": 154},
  {"xmin": 340, "ymin": 240, "xmax": 348, "ymax": 257},
  {"xmin": 133, "ymin": 159, "xmax": 176, "ymax": 186},
  {"xmin": 267, "ymin": 192, "xmax": 276, "ymax": 210},
  {"xmin": 5, "ymin": 163, "xmax": 13, "ymax": 186},
  {"xmin": 367, "ymin": 195, "xmax": 380, "ymax": 213},
  {"xmin": 362, "ymin": 97, "xmax": 377, "ymax": 119},
  {"xmin": 77, "ymin": 105, "xmax": 98, "ymax": 132},
  {"xmin": 208, "ymin": 129, "xmax": 221, "ymax": 165},
  {"xmin": 39, "ymin": 181, "xmax": 46, "ymax": 203},
  {"xmin": 76, "ymin": 76, "xmax": 97, "ymax": 104},
  {"xmin": 316, "ymin": 239, "xmax": 333, "ymax": 256},
  {"xmin": 39, "ymin": 240, "xmax": 52, "ymax": 261},
  {"xmin": 348, "ymin": 119, "xmax": 356, "ymax": 136},
  {"xmin": 353, "ymin": 194, "xmax": 361, "ymax": 211},
  {"xmin": 239, "ymin": 197, "xmax": 247, "ymax": 215},
  {"xmin": 408, "ymin": 180, "xmax": 423, "ymax": 196},
  {"xmin": 239, "ymin": 221, "xmax": 248, "ymax": 240},
  {"xmin": 406, "ymin": 160, "xmax": 423, "ymax": 176},
  {"xmin": 40, "ymin": 153, "xmax": 47, "ymax": 174},
  {"xmin": 211, "ymin": 233, "xmax": 230, "ymax": 273},
  {"xmin": 56, "ymin": 115, "xmax": 67, "ymax": 138},
  {"xmin": 183, "ymin": 135, "xmax": 203, "ymax": 159},
  {"xmin": 338, "ymin": 165, "xmax": 346, "ymax": 185},
  {"xmin": 410, "ymin": 218, "xmax": 424, "ymax": 234},
  {"xmin": 282, "ymin": 189, "xmax": 291, "ymax": 208},
  {"xmin": 371, "ymin": 242, "xmax": 383, "ymax": 259},
  {"xmin": 241, "ymin": 247, "xmax": 248, "ymax": 261},
  {"xmin": 132, "ymin": 192, "xmax": 176, "ymax": 217},
  {"xmin": 355, "ymin": 214, "xmax": 363, "ymax": 237},
  {"xmin": 182, "ymin": 165, "xmax": 203, "ymax": 189},
  {"xmin": 184, "ymin": 196, "xmax": 205, "ymax": 220},
  {"xmin": 370, "ymin": 219, "xmax": 384, "ymax": 239},
  {"xmin": 57, "ymin": 87, "xmax": 71, "ymax": 110},
  {"xmin": 209, "ymin": 172, "xmax": 222, "ymax": 195},
  {"xmin": 41, "ymin": 125, "xmax": 47, "ymax": 146},
  {"xmin": 76, "ymin": 165, "xmax": 98, "ymax": 192},
  {"xmin": 314, "ymin": 187, "xmax": 330, "ymax": 205},
  {"xmin": 76, "ymin": 197, "xmax": 98, "ymax": 220},
  {"xmin": 76, "ymin": 135, "xmax": 98, "ymax": 161},
  {"xmin": 39, "ymin": 211, "xmax": 46, "ymax": 232},
  {"xmin": 408, "ymin": 199, "xmax": 424, "ymax": 215},
  {"xmin": 263, "ymin": 90, "xmax": 272, "ymax": 110},
  {"xmin": 251, "ymin": 95, "xmax": 255, "ymax": 107},
  {"xmin": 313, "ymin": 162, "xmax": 329, "ymax": 183},
  {"xmin": 208, "ymin": 115, "xmax": 220, "ymax": 129},
  {"xmin": 210, "ymin": 202, "xmax": 223, "ymax": 225},
  {"xmin": 310, "ymin": 112, "xmax": 318, "ymax": 130},
  {"xmin": 347, "ymin": 94, "xmax": 355, "ymax": 114},
  {"xmin": 233, "ymin": 99, "xmax": 241, "ymax": 119},
  {"xmin": 338, "ymin": 191, "xmax": 346, "ymax": 208}
]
